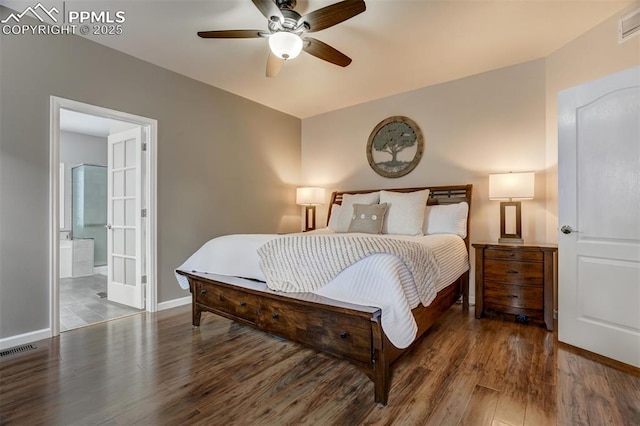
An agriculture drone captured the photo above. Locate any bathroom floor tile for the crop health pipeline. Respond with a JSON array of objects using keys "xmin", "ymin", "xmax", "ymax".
[{"xmin": 59, "ymin": 274, "xmax": 142, "ymax": 332}]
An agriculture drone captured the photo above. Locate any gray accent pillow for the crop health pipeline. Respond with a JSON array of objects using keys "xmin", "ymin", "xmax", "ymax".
[
  {"xmin": 336, "ymin": 192, "xmax": 380, "ymax": 232},
  {"xmin": 347, "ymin": 203, "xmax": 388, "ymax": 234}
]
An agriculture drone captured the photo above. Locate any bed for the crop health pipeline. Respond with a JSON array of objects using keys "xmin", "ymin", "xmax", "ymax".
[{"xmin": 176, "ymin": 184, "xmax": 472, "ymax": 405}]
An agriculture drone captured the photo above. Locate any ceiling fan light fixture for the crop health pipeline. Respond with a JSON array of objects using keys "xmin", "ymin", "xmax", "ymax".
[{"xmin": 268, "ymin": 31, "xmax": 303, "ymax": 60}]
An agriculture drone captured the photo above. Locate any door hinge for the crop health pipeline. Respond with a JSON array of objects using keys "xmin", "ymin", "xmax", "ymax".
[
  {"xmin": 142, "ymin": 142, "xmax": 147, "ymax": 152},
  {"xmin": 141, "ymin": 208, "xmax": 147, "ymax": 218},
  {"xmin": 141, "ymin": 275, "xmax": 147, "ymax": 284}
]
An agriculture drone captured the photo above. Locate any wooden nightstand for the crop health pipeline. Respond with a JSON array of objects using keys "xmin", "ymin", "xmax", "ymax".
[{"xmin": 473, "ymin": 243, "xmax": 557, "ymax": 331}]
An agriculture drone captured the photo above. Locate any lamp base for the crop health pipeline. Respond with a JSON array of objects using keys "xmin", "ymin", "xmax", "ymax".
[
  {"xmin": 303, "ymin": 205, "xmax": 316, "ymax": 232},
  {"xmin": 499, "ymin": 201, "xmax": 523, "ymax": 243}
]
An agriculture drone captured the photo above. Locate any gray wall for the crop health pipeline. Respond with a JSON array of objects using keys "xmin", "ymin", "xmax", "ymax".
[
  {"xmin": 60, "ymin": 131, "xmax": 108, "ymax": 233},
  {"xmin": 0, "ymin": 8, "xmax": 302, "ymax": 339},
  {"xmin": 301, "ymin": 59, "xmax": 547, "ymax": 303},
  {"xmin": 302, "ymin": 59, "xmax": 547, "ymax": 242}
]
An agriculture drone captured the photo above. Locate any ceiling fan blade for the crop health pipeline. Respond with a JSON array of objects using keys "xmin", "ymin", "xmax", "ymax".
[
  {"xmin": 298, "ymin": 0, "xmax": 366, "ymax": 33},
  {"xmin": 198, "ymin": 30, "xmax": 265, "ymax": 39},
  {"xmin": 252, "ymin": 0, "xmax": 284, "ymax": 23},
  {"xmin": 266, "ymin": 51, "xmax": 284, "ymax": 77},
  {"xmin": 303, "ymin": 37, "xmax": 352, "ymax": 67}
]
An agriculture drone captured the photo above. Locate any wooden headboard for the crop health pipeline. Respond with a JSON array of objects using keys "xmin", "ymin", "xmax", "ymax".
[{"xmin": 327, "ymin": 184, "xmax": 473, "ymax": 249}]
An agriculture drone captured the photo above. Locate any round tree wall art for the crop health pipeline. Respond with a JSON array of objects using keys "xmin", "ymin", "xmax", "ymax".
[{"xmin": 366, "ymin": 116, "xmax": 424, "ymax": 178}]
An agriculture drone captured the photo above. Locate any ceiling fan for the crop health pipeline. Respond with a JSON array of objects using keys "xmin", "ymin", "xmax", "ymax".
[{"xmin": 197, "ymin": 0, "xmax": 366, "ymax": 77}]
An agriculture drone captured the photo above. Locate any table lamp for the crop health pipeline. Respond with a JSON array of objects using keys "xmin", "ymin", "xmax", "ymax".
[
  {"xmin": 296, "ymin": 187, "xmax": 325, "ymax": 232},
  {"xmin": 489, "ymin": 172, "xmax": 534, "ymax": 243}
]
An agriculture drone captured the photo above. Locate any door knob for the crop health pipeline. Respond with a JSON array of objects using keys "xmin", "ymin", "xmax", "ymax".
[
  {"xmin": 105, "ymin": 224, "xmax": 112, "ymax": 230},
  {"xmin": 560, "ymin": 225, "xmax": 577, "ymax": 234}
]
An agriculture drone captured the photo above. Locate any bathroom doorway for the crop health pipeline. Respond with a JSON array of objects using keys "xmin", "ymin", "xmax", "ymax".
[{"xmin": 50, "ymin": 97, "xmax": 157, "ymax": 336}]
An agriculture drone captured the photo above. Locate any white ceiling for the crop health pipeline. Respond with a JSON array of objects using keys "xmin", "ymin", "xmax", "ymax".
[
  {"xmin": 60, "ymin": 109, "xmax": 138, "ymax": 137},
  {"xmin": 60, "ymin": 109, "xmax": 112, "ymax": 137},
  {"xmin": 4, "ymin": 1, "xmax": 634, "ymax": 118}
]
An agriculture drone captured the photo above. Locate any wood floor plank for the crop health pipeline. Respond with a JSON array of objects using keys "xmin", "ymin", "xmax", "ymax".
[
  {"xmin": 253, "ymin": 361, "xmax": 372, "ymax": 425},
  {"xmin": 459, "ymin": 384, "xmax": 500, "ymax": 426},
  {"xmin": 492, "ymin": 326, "xmax": 535, "ymax": 426},
  {"xmin": 421, "ymin": 319, "xmax": 502, "ymax": 425},
  {"xmin": 524, "ymin": 379, "xmax": 556, "ymax": 426},
  {"xmin": 557, "ymin": 348, "xmax": 631, "ymax": 426},
  {"xmin": 603, "ymin": 366, "xmax": 640, "ymax": 425},
  {"xmin": 371, "ymin": 325, "xmax": 476, "ymax": 425},
  {"xmin": 357, "ymin": 366, "xmax": 433, "ymax": 425},
  {"xmin": 2, "ymin": 304, "xmax": 639, "ymax": 425},
  {"xmin": 528, "ymin": 326, "xmax": 555, "ymax": 385}
]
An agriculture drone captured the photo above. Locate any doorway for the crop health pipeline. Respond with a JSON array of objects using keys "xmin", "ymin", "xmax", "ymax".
[{"xmin": 50, "ymin": 97, "xmax": 157, "ymax": 336}]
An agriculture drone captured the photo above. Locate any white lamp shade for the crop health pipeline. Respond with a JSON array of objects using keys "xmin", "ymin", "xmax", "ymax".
[
  {"xmin": 268, "ymin": 32, "xmax": 303, "ymax": 60},
  {"xmin": 489, "ymin": 172, "xmax": 535, "ymax": 200},
  {"xmin": 296, "ymin": 187, "xmax": 325, "ymax": 205}
]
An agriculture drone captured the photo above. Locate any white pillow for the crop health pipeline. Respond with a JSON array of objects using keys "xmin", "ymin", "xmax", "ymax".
[
  {"xmin": 379, "ymin": 189, "xmax": 430, "ymax": 236},
  {"xmin": 335, "ymin": 192, "xmax": 380, "ymax": 232},
  {"xmin": 423, "ymin": 202, "xmax": 469, "ymax": 238},
  {"xmin": 327, "ymin": 204, "xmax": 341, "ymax": 231}
]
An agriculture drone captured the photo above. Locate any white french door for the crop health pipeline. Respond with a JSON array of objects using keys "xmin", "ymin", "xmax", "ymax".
[
  {"xmin": 558, "ymin": 65, "xmax": 640, "ymax": 367},
  {"xmin": 107, "ymin": 127, "xmax": 145, "ymax": 309}
]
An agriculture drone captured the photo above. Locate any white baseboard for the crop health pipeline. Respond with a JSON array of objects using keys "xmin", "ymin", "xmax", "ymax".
[
  {"xmin": 157, "ymin": 296, "xmax": 191, "ymax": 311},
  {"xmin": 0, "ymin": 328, "xmax": 51, "ymax": 351},
  {"xmin": 93, "ymin": 265, "xmax": 107, "ymax": 275}
]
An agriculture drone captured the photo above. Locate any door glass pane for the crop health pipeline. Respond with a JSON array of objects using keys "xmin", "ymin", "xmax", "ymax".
[
  {"xmin": 125, "ymin": 169, "xmax": 136, "ymax": 196},
  {"xmin": 113, "ymin": 142, "xmax": 125, "ymax": 169},
  {"xmin": 125, "ymin": 258, "xmax": 135, "ymax": 285},
  {"xmin": 113, "ymin": 200, "xmax": 124, "ymax": 226},
  {"xmin": 125, "ymin": 229, "xmax": 136, "ymax": 256},
  {"xmin": 113, "ymin": 256, "xmax": 124, "ymax": 283},
  {"xmin": 113, "ymin": 171, "xmax": 124, "ymax": 197},
  {"xmin": 125, "ymin": 138, "xmax": 136, "ymax": 168},
  {"xmin": 125, "ymin": 199, "xmax": 136, "ymax": 226},
  {"xmin": 113, "ymin": 229, "xmax": 124, "ymax": 255}
]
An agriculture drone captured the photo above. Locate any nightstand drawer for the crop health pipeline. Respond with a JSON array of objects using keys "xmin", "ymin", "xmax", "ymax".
[
  {"xmin": 484, "ymin": 248, "xmax": 542, "ymax": 262},
  {"xmin": 484, "ymin": 282, "xmax": 543, "ymax": 310},
  {"xmin": 484, "ymin": 259, "xmax": 543, "ymax": 285}
]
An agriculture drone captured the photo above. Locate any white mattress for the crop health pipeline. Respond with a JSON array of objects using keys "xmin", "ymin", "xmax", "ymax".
[{"xmin": 176, "ymin": 229, "xmax": 469, "ymax": 349}]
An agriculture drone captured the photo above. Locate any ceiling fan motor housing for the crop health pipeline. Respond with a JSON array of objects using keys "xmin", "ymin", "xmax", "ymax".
[{"xmin": 269, "ymin": 6, "xmax": 305, "ymax": 34}]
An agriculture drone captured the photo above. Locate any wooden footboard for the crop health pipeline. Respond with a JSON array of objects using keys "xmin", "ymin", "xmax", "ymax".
[{"xmin": 178, "ymin": 270, "xmax": 468, "ymax": 405}]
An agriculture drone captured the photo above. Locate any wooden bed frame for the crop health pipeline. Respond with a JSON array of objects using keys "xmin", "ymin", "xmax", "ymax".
[{"xmin": 177, "ymin": 184, "xmax": 472, "ymax": 405}]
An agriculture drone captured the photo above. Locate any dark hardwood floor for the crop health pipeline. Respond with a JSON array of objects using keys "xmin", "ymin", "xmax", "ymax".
[{"xmin": 1, "ymin": 304, "xmax": 638, "ymax": 425}]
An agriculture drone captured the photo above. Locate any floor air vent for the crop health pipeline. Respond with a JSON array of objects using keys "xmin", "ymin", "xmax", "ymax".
[
  {"xmin": 619, "ymin": 8, "xmax": 640, "ymax": 43},
  {"xmin": 0, "ymin": 344, "xmax": 36, "ymax": 358}
]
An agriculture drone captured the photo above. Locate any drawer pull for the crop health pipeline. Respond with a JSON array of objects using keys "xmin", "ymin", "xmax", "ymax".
[
  {"xmin": 506, "ymin": 269, "xmax": 519, "ymax": 274},
  {"xmin": 272, "ymin": 312, "xmax": 279, "ymax": 319},
  {"xmin": 510, "ymin": 252, "xmax": 515, "ymax": 257},
  {"xmin": 200, "ymin": 289, "xmax": 207, "ymax": 295},
  {"xmin": 340, "ymin": 332, "xmax": 348, "ymax": 339},
  {"xmin": 507, "ymin": 294, "xmax": 519, "ymax": 298},
  {"xmin": 240, "ymin": 301, "xmax": 246, "ymax": 307}
]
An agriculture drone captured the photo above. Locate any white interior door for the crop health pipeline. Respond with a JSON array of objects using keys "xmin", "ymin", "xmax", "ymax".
[
  {"xmin": 107, "ymin": 127, "xmax": 144, "ymax": 309},
  {"xmin": 558, "ymin": 65, "xmax": 640, "ymax": 368}
]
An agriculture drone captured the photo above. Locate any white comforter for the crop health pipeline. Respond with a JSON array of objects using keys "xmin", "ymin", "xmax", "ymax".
[{"xmin": 175, "ymin": 229, "xmax": 468, "ymax": 349}]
